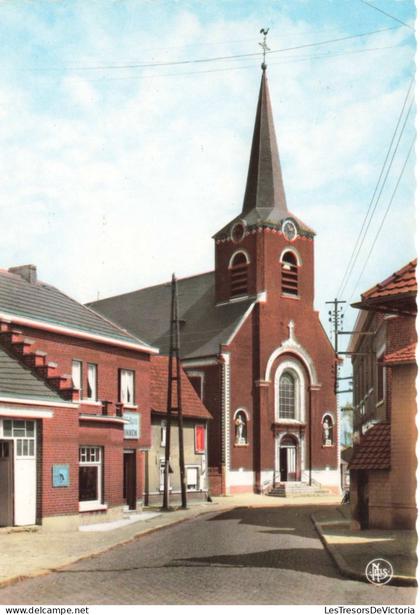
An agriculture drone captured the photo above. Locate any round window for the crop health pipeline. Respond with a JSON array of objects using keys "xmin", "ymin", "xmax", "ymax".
[{"xmin": 231, "ymin": 222, "xmax": 245, "ymax": 243}]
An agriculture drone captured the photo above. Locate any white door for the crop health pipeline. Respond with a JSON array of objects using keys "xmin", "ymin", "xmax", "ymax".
[{"xmin": 14, "ymin": 457, "xmax": 36, "ymax": 525}]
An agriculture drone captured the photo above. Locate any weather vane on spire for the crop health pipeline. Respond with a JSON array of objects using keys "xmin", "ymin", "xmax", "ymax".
[{"xmin": 259, "ymin": 28, "xmax": 270, "ymax": 70}]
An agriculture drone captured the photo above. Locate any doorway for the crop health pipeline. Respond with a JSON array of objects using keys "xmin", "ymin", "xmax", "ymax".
[
  {"xmin": 279, "ymin": 435, "xmax": 299, "ymax": 482},
  {"xmin": 0, "ymin": 441, "xmax": 14, "ymax": 526},
  {"xmin": 123, "ymin": 450, "xmax": 136, "ymax": 510}
]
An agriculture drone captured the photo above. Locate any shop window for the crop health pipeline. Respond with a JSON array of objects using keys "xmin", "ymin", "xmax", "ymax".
[
  {"xmin": 120, "ymin": 369, "xmax": 135, "ymax": 405},
  {"xmin": 229, "ymin": 251, "xmax": 249, "ymax": 297},
  {"xmin": 279, "ymin": 372, "xmax": 296, "ymax": 419},
  {"xmin": 79, "ymin": 446, "xmax": 102, "ymax": 509},
  {"xmin": 186, "ymin": 466, "xmax": 200, "ymax": 491},
  {"xmin": 87, "ymin": 364, "xmax": 98, "ymax": 401},
  {"xmin": 281, "ymin": 251, "xmax": 298, "ymax": 295},
  {"xmin": 234, "ymin": 410, "xmax": 248, "ymax": 445},
  {"xmin": 195, "ymin": 425, "xmax": 205, "ymax": 454},
  {"xmin": 322, "ymin": 415, "xmax": 334, "ymax": 446},
  {"xmin": 72, "ymin": 360, "xmax": 82, "ymax": 392}
]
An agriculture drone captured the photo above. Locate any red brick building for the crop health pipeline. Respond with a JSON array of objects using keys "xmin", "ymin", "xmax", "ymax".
[
  {"xmin": 0, "ymin": 264, "xmax": 158, "ymax": 528},
  {"xmin": 91, "ymin": 68, "xmax": 340, "ymax": 496},
  {"xmin": 348, "ymin": 259, "xmax": 417, "ymax": 529}
]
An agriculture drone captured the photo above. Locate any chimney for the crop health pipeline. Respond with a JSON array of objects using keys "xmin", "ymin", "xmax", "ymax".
[{"xmin": 9, "ymin": 264, "xmax": 37, "ymax": 284}]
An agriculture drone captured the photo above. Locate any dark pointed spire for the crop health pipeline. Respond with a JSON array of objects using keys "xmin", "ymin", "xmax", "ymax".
[{"xmin": 241, "ymin": 67, "xmax": 288, "ymax": 221}]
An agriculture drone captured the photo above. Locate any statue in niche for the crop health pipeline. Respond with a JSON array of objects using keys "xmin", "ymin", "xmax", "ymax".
[
  {"xmin": 235, "ymin": 412, "xmax": 247, "ymax": 445},
  {"xmin": 323, "ymin": 417, "xmax": 332, "ymax": 445}
]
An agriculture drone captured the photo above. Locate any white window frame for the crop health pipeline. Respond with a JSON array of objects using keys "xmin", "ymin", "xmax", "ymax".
[
  {"xmin": 274, "ymin": 360, "xmax": 306, "ymax": 423},
  {"xmin": 72, "ymin": 360, "xmax": 83, "ymax": 392},
  {"xmin": 79, "ymin": 446, "xmax": 104, "ymax": 511},
  {"xmin": 159, "ymin": 458, "xmax": 172, "ymax": 492},
  {"xmin": 2, "ymin": 419, "xmax": 36, "ymax": 458},
  {"xmin": 87, "ymin": 363, "xmax": 98, "ymax": 401},
  {"xmin": 185, "ymin": 465, "xmax": 200, "ymax": 492},
  {"xmin": 120, "ymin": 369, "xmax": 135, "ymax": 406},
  {"xmin": 160, "ymin": 420, "xmax": 167, "ymax": 448}
]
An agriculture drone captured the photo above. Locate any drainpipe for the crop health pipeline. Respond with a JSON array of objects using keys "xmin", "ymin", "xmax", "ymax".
[{"xmin": 308, "ymin": 385, "xmax": 312, "ymax": 486}]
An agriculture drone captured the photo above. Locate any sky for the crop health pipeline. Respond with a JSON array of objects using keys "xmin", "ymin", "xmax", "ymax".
[{"xmin": 0, "ymin": 0, "xmax": 416, "ymax": 383}]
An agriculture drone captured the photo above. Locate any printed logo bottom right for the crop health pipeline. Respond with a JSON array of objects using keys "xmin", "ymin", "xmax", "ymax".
[{"xmin": 365, "ymin": 558, "xmax": 394, "ymax": 585}]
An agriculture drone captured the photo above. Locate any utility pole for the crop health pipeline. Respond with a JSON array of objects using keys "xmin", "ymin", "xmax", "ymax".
[
  {"xmin": 163, "ymin": 274, "xmax": 187, "ymax": 511},
  {"xmin": 326, "ymin": 299, "xmax": 354, "ymax": 394}
]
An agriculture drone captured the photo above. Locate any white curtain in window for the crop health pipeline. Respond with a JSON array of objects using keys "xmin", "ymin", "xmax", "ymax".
[
  {"xmin": 72, "ymin": 360, "xmax": 82, "ymax": 390},
  {"xmin": 121, "ymin": 370, "xmax": 134, "ymax": 404}
]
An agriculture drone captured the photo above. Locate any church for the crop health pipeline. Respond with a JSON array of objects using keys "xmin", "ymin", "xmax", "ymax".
[{"xmin": 91, "ymin": 65, "xmax": 341, "ymax": 497}]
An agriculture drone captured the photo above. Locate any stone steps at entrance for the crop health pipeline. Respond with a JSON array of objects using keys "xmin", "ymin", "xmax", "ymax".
[{"xmin": 268, "ymin": 482, "xmax": 331, "ymax": 497}]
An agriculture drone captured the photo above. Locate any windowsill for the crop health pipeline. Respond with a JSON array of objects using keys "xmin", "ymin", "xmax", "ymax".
[
  {"xmin": 122, "ymin": 404, "xmax": 138, "ymax": 410},
  {"xmin": 81, "ymin": 400, "xmax": 101, "ymax": 406},
  {"xmin": 195, "ymin": 450, "xmax": 206, "ymax": 455},
  {"xmin": 79, "ymin": 502, "xmax": 107, "ymax": 513},
  {"xmin": 275, "ymin": 419, "xmax": 305, "ymax": 425},
  {"xmin": 281, "ymin": 293, "xmax": 300, "ymax": 300},
  {"xmin": 234, "ymin": 443, "xmax": 249, "ymax": 447}
]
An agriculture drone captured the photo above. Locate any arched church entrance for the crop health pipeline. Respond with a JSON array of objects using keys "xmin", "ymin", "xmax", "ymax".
[{"xmin": 279, "ymin": 434, "xmax": 299, "ymax": 482}]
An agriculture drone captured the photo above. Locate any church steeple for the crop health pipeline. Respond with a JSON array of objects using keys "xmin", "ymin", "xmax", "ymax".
[{"xmin": 241, "ymin": 67, "xmax": 288, "ymax": 223}]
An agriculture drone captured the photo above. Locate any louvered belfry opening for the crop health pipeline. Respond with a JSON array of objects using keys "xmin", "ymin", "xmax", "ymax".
[
  {"xmin": 281, "ymin": 252, "xmax": 298, "ymax": 295},
  {"xmin": 230, "ymin": 252, "xmax": 249, "ymax": 297}
]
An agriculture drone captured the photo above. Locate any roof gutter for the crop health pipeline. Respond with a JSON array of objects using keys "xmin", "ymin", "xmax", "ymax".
[{"xmin": 0, "ymin": 311, "xmax": 159, "ymax": 355}]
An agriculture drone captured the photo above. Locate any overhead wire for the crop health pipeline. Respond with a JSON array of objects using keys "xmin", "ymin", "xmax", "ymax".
[
  {"xmin": 347, "ymin": 134, "xmax": 415, "ymax": 304},
  {"xmin": 11, "ymin": 25, "xmax": 401, "ymax": 73},
  {"xmin": 336, "ymin": 78, "xmax": 414, "ymax": 299},
  {"xmin": 359, "ymin": 0, "xmax": 415, "ymax": 30}
]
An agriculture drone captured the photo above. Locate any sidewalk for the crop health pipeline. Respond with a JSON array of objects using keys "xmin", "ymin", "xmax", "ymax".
[
  {"xmin": 0, "ymin": 493, "xmax": 340, "ymax": 589},
  {"xmin": 311, "ymin": 506, "xmax": 417, "ymax": 587}
]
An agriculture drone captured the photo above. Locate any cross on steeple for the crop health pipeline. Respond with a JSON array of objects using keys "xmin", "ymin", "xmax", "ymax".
[{"xmin": 259, "ymin": 28, "xmax": 270, "ymax": 70}]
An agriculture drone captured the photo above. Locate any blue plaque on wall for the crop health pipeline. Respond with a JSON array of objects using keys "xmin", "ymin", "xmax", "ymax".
[{"xmin": 52, "ymin": 464, "xmax": 70, "ymax": 487}]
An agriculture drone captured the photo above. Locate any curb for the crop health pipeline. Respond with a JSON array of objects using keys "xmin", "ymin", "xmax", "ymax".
[
  {"xmin": 0, "ymin": 504, "xmax": 233, "ymax": 591},
  {"xmin": 310, "ymin": 514, "xmax": 417, "ymax": 588}
]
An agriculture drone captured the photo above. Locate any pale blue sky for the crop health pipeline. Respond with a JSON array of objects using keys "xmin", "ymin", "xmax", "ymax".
[{"xmin": 0, "ymin": 0, "xmax": 416, "ymax": 378}]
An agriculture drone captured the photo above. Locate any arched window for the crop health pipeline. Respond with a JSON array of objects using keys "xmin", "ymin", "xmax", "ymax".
[
  {"xmin": 279, "ymin": 372, "xmax": 296, "ymax": 419},
  {"xmin": 234, "ymin": 409, "xmax": 248, "ymax": 445},
  {"xmin": 281, "ymin": 251, "xmax": 298, "ymax": 295},
  {"xmin": 229, "ymin": 251, "xmax": 249, "ymax": 297},
  {"xmin": 322, "ymin": 415, "xmax": 334, "ymax": 445}
]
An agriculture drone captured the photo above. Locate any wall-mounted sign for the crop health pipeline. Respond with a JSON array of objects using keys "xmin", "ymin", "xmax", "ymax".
[
  {"xmin": 52, "ymin": 464, "xmax": 70, "ymax": 487},
  {"xmin": 124, "ymin": 411, "xmax": 140, "ymax": 439}
]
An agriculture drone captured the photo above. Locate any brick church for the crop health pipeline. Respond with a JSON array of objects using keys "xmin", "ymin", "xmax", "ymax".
[{"xmin": 91, "ymin": 66, "xmax": 340, "ymax": 496}]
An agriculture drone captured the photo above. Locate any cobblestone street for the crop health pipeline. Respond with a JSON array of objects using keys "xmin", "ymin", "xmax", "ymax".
[{"xmin": 0, "ymin": 505, "xmax": 416, "ymax": 605}]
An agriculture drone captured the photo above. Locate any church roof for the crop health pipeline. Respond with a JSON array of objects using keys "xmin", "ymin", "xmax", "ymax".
[
  {"xmin": 89, "ymin": 272, "xmax": 255, "ymax": 359},
  {"xmin": 214, "ymin": 69, "xmax": 314, "ymax": 240}
]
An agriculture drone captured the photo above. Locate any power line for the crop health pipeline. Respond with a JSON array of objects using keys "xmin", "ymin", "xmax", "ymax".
[
  {"xmin": 12, "ymin": 26, "xmax": 400, "ymax": 73},
  {"xmin": 359, "ymin": 0, "xmax": 415, "ymax": 31},
  {"xmin": 48, "ymin": 43, "xmax": 404, "ymax": 85},
  {"xmin": 336, "ymin": 78, "xmax": 414, "ymax": 298},
  {"xmin": 347, "ymin": 135, "xmax": 415, "ymax": 303}
]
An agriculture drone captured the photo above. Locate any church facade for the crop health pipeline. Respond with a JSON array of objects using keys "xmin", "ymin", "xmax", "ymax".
[{"xmin": 91, "ymin": 67, "xmax": 340, "ymax": 496}]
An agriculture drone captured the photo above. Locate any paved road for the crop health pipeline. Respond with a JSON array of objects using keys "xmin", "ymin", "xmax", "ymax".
[{"xmin": 0, "ymin": 505, "xmax": 416, "ymax": 605}]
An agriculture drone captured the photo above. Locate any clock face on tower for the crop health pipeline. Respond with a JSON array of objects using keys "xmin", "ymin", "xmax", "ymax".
[{"xmin": 282, "ymin": 220, "xmax": 297, "ymax": 242}]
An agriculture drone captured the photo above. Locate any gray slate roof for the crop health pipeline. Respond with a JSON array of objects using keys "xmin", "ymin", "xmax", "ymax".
[
  {"xmin": 89, "ymin": 272, "xmax": 254, "ymax": 359},
  {"xmin": 0, "ymin": 346, "xmax": 63, "ymax": 402},
  {"xmin": 0, "ymin": 269, "xmax": 153, "ymax": 349}
]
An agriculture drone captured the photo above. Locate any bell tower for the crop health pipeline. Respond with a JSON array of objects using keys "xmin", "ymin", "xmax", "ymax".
[{"xmin": 213, "ymin": 65, "xmax": 316, "ymax": 307}]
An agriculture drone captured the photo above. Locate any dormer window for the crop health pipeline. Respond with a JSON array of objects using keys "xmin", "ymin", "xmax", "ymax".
[
  {"xmin": 229, "ymin": 251, "xmax": 249, "ymax": 297},
  {"xmin": 281, "ymin": 251, "xmax": 298, "ymax": 296}
]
